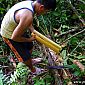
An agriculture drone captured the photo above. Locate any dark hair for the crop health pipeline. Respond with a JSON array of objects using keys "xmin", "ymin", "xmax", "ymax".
[{"xmin": 37, "ymin": 0, "xmax": 56, "ymax": 10}]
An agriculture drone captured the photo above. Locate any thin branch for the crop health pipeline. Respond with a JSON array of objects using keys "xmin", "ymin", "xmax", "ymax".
[
  {"xmin": 62, "ymin": 28, "xmax": 85, "ymax": 43},
  {"xmin": 73, "ymin": 60, "xmax": 85, "ymax": 71},
  {"xmin": 58, "ymin": 28, "xmax": 81, "ymax": 37},
  {"xmin": 41, "ymin": 15, "xmax": 49, "ymax": 35},
  {"xmin": 58, "ymin": 26, "xmax": 85, "ymax": 37},
  {"xmin": 70, "ymin": 37, "xmax": 85, "ymax": 55},
  {"xmin": 78, "ymin": 0, "xmax": 85, "ymax": 4},
  {"xmin": 66, "ymin": 0, "xmax": 85, "ymax": 26},
  {"xmin": 0, "ymin": 65, "xmax": 9, "ymax": 68}
]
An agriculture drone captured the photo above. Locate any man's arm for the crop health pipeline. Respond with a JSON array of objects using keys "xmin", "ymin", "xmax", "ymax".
[
  {"xmin": 29, "ymin": 24, "xmax": 35, "ymax": 32},
  {"xmin": 11, "ymin": 9, "xmax": 35, "ymax": 42}
]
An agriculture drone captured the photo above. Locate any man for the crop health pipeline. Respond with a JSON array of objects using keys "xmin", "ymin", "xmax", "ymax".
[{"xmin": 1, "ymin": 0, "xmax": 56, "ymax": 74}]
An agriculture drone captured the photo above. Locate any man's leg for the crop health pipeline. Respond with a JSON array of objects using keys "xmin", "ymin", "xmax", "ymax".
[
  {"xmin": 29, "ymin": 49, "xmax": 43, "ymax": 65},
  {"xmin": 3, "ymin": 37, "xmax": 36, "ymax": 72},
  {"xmin": 24, "ymin": 58, "xmax": 36, "ymax": 72},
  {"xmin": 3, "ymin": 37, "xmax": 44, "ymax": 74}
]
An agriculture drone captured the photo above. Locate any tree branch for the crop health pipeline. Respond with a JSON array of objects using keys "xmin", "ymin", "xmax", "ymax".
[
  {"xmin": 66, "ymin": 0, "xmax": 85, "ymax": 26},
  {"xmin": 78, "ymin": 0, "xmax": 85, "ymax": 4},
  {"xmin": 57, "ymin": 26, "xmax": 85, "ymax": 37},
  {"xmin": 63, "ymin": 28, "xmax": 85, "ymax": 43}
]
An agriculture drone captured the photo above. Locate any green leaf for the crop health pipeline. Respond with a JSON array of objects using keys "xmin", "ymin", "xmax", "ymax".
[
  {"xmin": 69, "ymin": 37, "xmax": 78, "ymax": 46},
  {"xmin": 0, "ymin": 70, "xmax": 4, "ymax": 85},
  {"xmin": 67, "ymin": 64, "xmax": 78, "ymax": 69},
  {"xmin": 61, "ymin": 50, "xmax": 68, "ymax": 65},
  {"xmin": 0, "ymin": 78, "xmax": 3, "ymax": 85},
  {"xmin": 77, "ymin": 55, "xmax": 85, "ymax": 59},
  {"xmin": 11, "ymin": 82, "xmax": 18, "ymax": 85},
  {"xmin": 73, "ymin": 71, "xmax": 81, "ymax": 76},
  {"xmin": 61, "ymin": 50, "xmax": 66, "ymax": 59}
]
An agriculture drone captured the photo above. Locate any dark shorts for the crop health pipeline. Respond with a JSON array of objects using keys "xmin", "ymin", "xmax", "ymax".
[
  {"xmin": 3, "ymin": 32, "xmax": 33, "ymax": 62},
  {"xmin": 8, "ymin": 39, "xmax": 33, "ymax": 61}
]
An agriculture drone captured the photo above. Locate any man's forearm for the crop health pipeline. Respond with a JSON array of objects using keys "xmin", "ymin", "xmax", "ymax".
[
  {"xmin": 11, "ymin": 36, "xmax": 32, "ymax": 42},
  {"xmin": 29, "ymin": 25, "xmax": 35, "ymax": 32}
]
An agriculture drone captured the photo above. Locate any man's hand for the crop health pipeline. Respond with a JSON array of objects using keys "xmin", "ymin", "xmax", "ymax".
[{"xmin": 28, "ymin": 34, "xmax": 36, "ymax": 42}]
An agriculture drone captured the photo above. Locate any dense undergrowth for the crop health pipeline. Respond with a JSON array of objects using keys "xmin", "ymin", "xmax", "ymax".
[{"xmin": 0, "ymin": 0, "xmax": 85, "ymax": 85}]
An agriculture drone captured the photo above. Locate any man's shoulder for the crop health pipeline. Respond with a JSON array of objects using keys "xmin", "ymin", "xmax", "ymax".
[{"xmin": 20, "ymin": 9, "xmax": 33, "ymax": 19}]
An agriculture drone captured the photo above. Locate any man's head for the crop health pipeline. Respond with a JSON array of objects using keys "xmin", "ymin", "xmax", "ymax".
[{"xmin": 34, "ymin": 0, "xmax": 56, "ymax": 15}]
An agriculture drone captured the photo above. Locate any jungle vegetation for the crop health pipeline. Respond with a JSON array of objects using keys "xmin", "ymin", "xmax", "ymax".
[{"xmin": 0, "ymin": 0, "xmax": 85, "ymax": 85}]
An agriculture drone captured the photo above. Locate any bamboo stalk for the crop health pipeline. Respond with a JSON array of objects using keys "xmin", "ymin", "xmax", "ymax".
[
  {"xmin": 32, "ymin": 33, "xmax": 60, "ymax": 53},
  {"xmin": 33, "ymin": 30, "xmax": 62, "ymax": 51}
]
